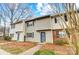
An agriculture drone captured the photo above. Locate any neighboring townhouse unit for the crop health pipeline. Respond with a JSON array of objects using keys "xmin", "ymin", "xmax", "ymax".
[
  {"xmin": 9, "ymin": 12, "xmax": 79, "ymax": 43},
  {"xmin": 0, "ymin": 32, "xmax": 3, "ymax": 37}
]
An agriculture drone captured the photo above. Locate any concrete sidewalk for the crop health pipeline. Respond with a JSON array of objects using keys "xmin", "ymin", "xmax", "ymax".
[
  {"xmin": 0, "ymin": 42, "xmax": 12, "ymax": 55},
  {"xmin": 19, "ymin": 44, "xmax": 43, "ymax": 55},
  {"xmin": 0, "ymin": 49, "xmax": 11, "ymax": 55}
]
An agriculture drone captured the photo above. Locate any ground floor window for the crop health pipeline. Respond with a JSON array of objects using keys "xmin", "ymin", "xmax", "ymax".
[
  {"xmin": 53, "ymin": 30, "xmax": 66, "ymax": 39},
  {"xmin": 26, "ymin": 32, "xmax": 34, "ymax": 38},
  {"xmin": 58, "ymin": 31, "xmax": 66, "ymax": 38},
  {"xmin": 10, "ymin": 34, "xmax": 14, "ymax": 38}
]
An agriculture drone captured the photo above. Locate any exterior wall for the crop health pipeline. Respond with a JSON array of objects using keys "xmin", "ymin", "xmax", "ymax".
[
  {"xmin": 25, "ymin": 20, "xmax": 53, "ymax": 43},
  {"xmin": 10, "ymin": 13, "xmax": 74, "ymax": 43},
  {"xmin": 25, "ymin": 21, "xmax": 40, "ymax": 42},
  {"xmin": 51, "ymin": 16, "xmax": 68, "ymax": 30},
  {"xmin": 9, "ymin": 27, "xmax": 16, "ymax": 40},
  {"xmin": 45, "ymin": 31, "xmax": 53, "ymax": 43},
  {"xmin": 35, "ymin": 18, "xmax": 51, "ymax": 30},
  {"xmin": 32, "ymin": 31, "xmax": 53, "ymax": 43},
  {"xmin": 18, "ymin": 32, "xmax": 24, "ymax": 41},
  {"xmin": 10, "ymin": 22, "xmax": 24, "ymax": 41},
  {"xmin": 0, "ymin": 32, "xmax": 3, "ymax": 37},
  {"xmin": 25, "ymin": 31, "xmax": 40, "ymax": 43},
  {"xmin": 25, "ymin": 31, "xmax": 53, "ymax": 43},
  {"xmin": 15, "ymin": 23, "xmax": 24, "ymax": 32}
]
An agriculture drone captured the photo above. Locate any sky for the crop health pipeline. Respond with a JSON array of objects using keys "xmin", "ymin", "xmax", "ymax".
[
  {"xmin": 25, "ymin": 3, "xmax": 64, "ymax": 17},
  {"xmin": 26, "ymin": 3, "xmax": 52, "ymax": 16},
  {"xmin": 21, "ymin": 3, "xmax": 78, "ymax": 17},
  {"xmin": 0, "ymin": 3, "xmax": 79, "ymax": 27},
  {"xmin": 0, "ymin": 3, "xmax": 56, "ymax": 20},
  {"xmin": 0, "ymin": 3, "xmax": 60, "ymax": 27}
]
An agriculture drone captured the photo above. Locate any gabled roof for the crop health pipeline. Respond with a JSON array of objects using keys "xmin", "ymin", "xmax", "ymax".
[
  {"xmin": 25, "ymin": 15, "xmax": 50, "ymax": 22},
  {"xmin": 12, "ymin": 15, "xmax": 50, "ymax": 24}
]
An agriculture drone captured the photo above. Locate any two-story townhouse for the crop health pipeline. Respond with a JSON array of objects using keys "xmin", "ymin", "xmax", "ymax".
[
  {"xmin": 10, "ymin": 20, "xmax": 25, "ymax": 41},
  {"xmin": 25, "ymin": 15, "xmax": 52, "ymax": 43},
  {"xmin": 9, "ymin": 12, "xmax": 79, "ymax": 43}
]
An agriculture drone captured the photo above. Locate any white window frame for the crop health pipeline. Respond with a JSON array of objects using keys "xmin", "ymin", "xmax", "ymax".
[{"xmin": 27, "ymin": 21, "xmax": 34, "ymax": 27}]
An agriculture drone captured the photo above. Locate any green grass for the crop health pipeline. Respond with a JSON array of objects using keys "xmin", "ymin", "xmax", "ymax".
[{"xmin": 34, "ymin": 49, "xmax": 56, "ymax": 55}]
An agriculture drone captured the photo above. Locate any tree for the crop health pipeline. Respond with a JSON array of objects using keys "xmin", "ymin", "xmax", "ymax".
[
  {"xmin": 0, "ymin": 3, "xmax": 34, "ymax": 40},
  {"xmin": 49, "ymin": 3, "xmax": 79, "ymax": 54},
  {"xmin": 0, "ymin": 4, "xmax": 7, "ymax": 37},
  {"xmin": 64, "ymin": 3, "xmax": 79, "ymax": 55},
  {"xmin": 0, "ymin": 3, "xmax": 34, "ymax": 24}
]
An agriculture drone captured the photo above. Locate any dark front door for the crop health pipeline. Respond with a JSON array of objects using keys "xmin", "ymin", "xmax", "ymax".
[{"xmin": 40, "ymin": 32, "xmax": 46, "ymax": 43}]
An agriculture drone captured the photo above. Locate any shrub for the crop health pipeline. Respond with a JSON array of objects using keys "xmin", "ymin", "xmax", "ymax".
[
  {"xmin": 4, "ymin": 36, "xmax": 11, "ymax": 41},
  {"xmin": 34, "ymin": 49, "xmax": 56, "ymax": 55},
  {"xmin": 54, "ymin": 39, "xmax": 68, "ymax": 45}
]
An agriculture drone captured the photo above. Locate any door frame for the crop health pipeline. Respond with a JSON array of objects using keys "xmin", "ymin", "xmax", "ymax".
[
  {"xmin": 40, "ymin": 32, "xmax": 46, "ymax": 43},
  {"xmin": 16, "ymin": 32, "xmax": 21, "ymax": 41}
]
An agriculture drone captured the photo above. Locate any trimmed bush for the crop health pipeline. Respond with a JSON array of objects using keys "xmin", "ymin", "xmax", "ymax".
[
  {"xmin": 34, "ymin": 49, "xmax": 56, "ymax": 55},
  {"xmin": 54, "ymin": 39, "xmax": 68, "ymax": 45},
  {"xmin": 4, "ymin": 36, "xmax": 11, "ymax": 41}
]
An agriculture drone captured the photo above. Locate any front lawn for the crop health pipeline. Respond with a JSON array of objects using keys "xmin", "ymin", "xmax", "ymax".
[
  {"xmin": 34, "ymin": 49, "xmax": 56, "ymax": 55},
  {"xmin": 0, "ymin": 41, "xmax": 37, "ymax": 54}
]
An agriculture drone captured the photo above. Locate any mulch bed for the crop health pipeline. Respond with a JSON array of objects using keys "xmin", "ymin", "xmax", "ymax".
[
  {"xmin": 4, "ymin": 41, "xmax": 36, "ymax": 48},
  {"xmin": 40, "ymin": 43, "xmax": 75, "ymax": 55},
  {"xmin": 0, "ymin": 40, "xmax": 9, "ymax": 43}
]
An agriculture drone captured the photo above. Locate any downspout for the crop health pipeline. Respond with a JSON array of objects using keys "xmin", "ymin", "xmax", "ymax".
[
  {"xmin": 23, "ymin": 20, "xmax": 26, "ymax": 42},
  {"xmin": 50, "ymin": 15, "xmax": 53, "ymax": 43}
]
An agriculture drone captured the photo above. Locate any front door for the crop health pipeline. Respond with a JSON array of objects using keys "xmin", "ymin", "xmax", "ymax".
[
  {"xmin": 40, "ymin": 32, "xmax": 46, "ymax": 43},
  {"xmin": 17, "ymin": 33, "xmax": 20, "ymax": 41}
]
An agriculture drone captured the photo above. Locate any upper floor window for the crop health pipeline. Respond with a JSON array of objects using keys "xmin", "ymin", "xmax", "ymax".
[
  {"xmin": 27, "ymin": 21, "xmax": 34, "ymax": 27},
  {"xmin": 11, "ymin": 24, "xmax": 15, "ymax": 29},
  {"xmin": 54, "ymin": 18, "xmax": 57, "ymax": 23},
  {"xmin": 64, "ymin": 14, "xmax": 68, "ymax": 21}
]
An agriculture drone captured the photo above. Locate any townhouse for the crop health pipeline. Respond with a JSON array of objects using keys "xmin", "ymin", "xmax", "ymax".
[{"xmin": 9, "ymin": 12, "xmax": 79, "ymax": 43}]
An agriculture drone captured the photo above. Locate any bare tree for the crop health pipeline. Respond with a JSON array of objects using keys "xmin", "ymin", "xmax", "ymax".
[
  {"xmin": 0, "ymin": 4, "xmax": 7, "ymax": 37},
  {"xmin": 64, "ymin": 3, "xmax": 79, "ymax": 55},
  {"xmin": 49, "ymin": 3, "xmax": 79, "ymax": 54},
  {"xmin": 0, "ymin": 3, "xmax": 34, "ymax": 24},
  {"xmin": 0, "ymin": 3, "xmax": 34, "ymax": 40}
]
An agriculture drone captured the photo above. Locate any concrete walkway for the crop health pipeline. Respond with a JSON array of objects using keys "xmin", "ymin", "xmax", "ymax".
[
  {"xmin": 19, "ymin": 44, "xmax": 43, "ymax": 55},
  {"xmin": 0, "ymin": 42, "xmax": 12, "ymax": 55},
  {"xmin": 0, "ymin": 49, "xmax": 11, "ymax": 55},
  {"xmin": 0, "ymin": 42, "xmax": 12, "ymax": 45}
]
